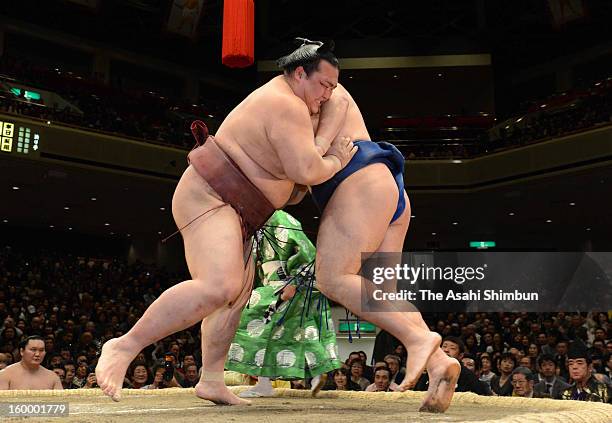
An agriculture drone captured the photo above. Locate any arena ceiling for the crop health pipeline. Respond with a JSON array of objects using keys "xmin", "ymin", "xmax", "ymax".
[{"xmin": 2, "ymin": 1, "xmax": 611, "ymax": 71}]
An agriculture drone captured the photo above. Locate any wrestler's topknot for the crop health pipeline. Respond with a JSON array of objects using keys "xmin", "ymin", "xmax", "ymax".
[{"xmin": 277, "ymin": 37, "xmax": 338, "ymax": 76}]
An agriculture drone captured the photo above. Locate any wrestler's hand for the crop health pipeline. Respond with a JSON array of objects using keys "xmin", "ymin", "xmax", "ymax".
[
  {"xmin": 325, "ymin": 135, "xmax": 358, "ymax": 169},
  {"xmin": 280, "ymin": 285, "xmax": 297, "ymax": 301}
]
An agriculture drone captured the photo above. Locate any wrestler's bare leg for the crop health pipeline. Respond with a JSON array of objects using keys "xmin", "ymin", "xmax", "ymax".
[
  {"xmin": 316, "ymin": 165, "xmax": 440, "ymax": 391},
  {"xmin": 196, "ymin": 256, "xmax": 255, "ymax": 405},
  {"xmin": 96, "ymin": 167, "xmax": 246, "ymax": 401},
  {"xmin": 374, "ymin": 194, "xmax": 459, "ymax": 412}
]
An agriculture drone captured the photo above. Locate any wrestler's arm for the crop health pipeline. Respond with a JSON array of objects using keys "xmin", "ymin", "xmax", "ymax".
[
  {"xmin": 313, "ymin": 89, "xmax": 349, "ymax": 155},
  {"xmin": 0, "ymin": 369, "xmax": 9, "ymax": 389},
  {"xmin": 52, "ymin": 373, "xmax": 64, "ymax": 390},
  {"xmin": 269, "ymin": 98, "xmax": 342, "ymax": 186}
]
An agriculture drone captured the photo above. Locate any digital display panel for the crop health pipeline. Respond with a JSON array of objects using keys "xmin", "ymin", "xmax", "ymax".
[{"xmin": 0, "ymin": 120, "xmax": 40, "ymax": 155}]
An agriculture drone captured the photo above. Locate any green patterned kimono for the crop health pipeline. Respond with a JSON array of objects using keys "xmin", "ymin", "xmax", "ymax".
[{"xmin": 225, "ymin": 210, "xmax": 341, "ymax": 379}]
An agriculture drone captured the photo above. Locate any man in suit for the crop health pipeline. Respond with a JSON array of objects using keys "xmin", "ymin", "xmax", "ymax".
[
  {"xmin": 534, "ymin": 354, "xmax": 570, "ymax": 399},
  {"xmin": 511, "ymin": 367, "xmax": 549, "ymax": 398}
]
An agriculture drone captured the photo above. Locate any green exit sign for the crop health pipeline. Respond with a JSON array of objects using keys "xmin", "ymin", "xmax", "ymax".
[
  {"xmin": 338, "ymin": 321, "xmax": 377, "ymax": 333},
  {"xmin": 10, "ymin": 87, "xmax": 41, "ymax": 101},
  {"xmin": 470, "ymin": 241, "xmax": 496, "ymax": 249}
]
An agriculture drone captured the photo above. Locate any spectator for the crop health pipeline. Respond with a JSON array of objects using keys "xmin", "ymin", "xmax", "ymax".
[
  {"xmin": 591, "ymin": 340, "xmax": 606, "ymax": 358},
  {"xmin": 604, "ymin": 353, "xmax": 612, "ymax": 380},
  {"xmin": 393, "ymin": 344, "xmax": 407, "ymax": 368},
  {"xmin": 561, "ymin": 343, "xmax": 611, "ymax": 403},
  {"xmin": 47, "ymin": 353, "xmax": 63, "ymax": 369},
  {"xmin": 593, "ymin": 327, "xmax": 608, "ymax": 344},
  {"xmin": 461, "ymin": 354, "xmax": 477, "ymax": 374},
  {"xmin": 358, "ymin": 351, "xmax": 374, "ymax": 381},
  {"xmin": 490, "ymin": 353, "xmax": 516, "ymax": 396},
  {"xmin": 346, "ymin": 351, "xmax": 361, "ymax": 365},
  {"xmin": 348, "ymin": 359, "xmax": 370, "ymax": 390},
  {"xmin": 290, "ymin": 380, "xmax": 307, "ymax": 389},
  {"xmin": 52, "ymin": 367, "xmax": 66, "ymax": 388},
  {"xmin": 0, "ymin": 336, "xmax": 62, "ymax": 390},
  {"xmin": 177, "ymin": 354, "xmax": 196, "ymax": 376},
  {"xmin": 527, "ymin": 343, "xmax": 540, "ymax": 361},
  {"xmin": 72, "ymin": 363, "xmax": 89, "ymax": 388},
  {"xmin": 128, "ymin": 362, "xmax": 151, "ymax": 389},
  {"xmin": 0, "ymin": 352, "xmax": 10, "ymax": 370},
  {"xmin": 83, "ymin": 372, "xmax": 98, "ymax": 389},
  {"xmin": 1, "ymin": 317, "xmax": 23, "ymax": 338},
  {"xmin": 142, "ymin": 364, "xmax": 179, "ymax": 389},
  {"xmin": 142, "ymin": 365, "xmax": 166, "ymax": 390},
  {"xmin": 366, "ymin": 366, "xmax": 394, "ymax": 392},
  {"xmin": 179, "ymin": 364, "xmax": 198, "ymax": 388},
  {"xmin": 464, "ymin": 334, "xmax": 479, "ymax": 356},
  {"xmin": 478, "ymin": 354, "xmax": 496, "ymax": 388},
  {"xmin": 542, "ymin": 330, "xmax": 559, "ymax": 356},
  {"xmin": 519, "ymin": 356, "xmax": 535, "ymax": 373},
  {"xmin": 64, "ymin": 361, "xmax": 77, "ymax": 389},
  {"xmin": 480, "ymin": 332, "xmax": 494, "ymax": 354},
  {"xmin": 556, "ymin": 340, "xmax": 570, "ymax": 380},
  {"xmin": 324, "ymin": 368, "xmax": 361, "ymax": 391},
  {"xmin": 44, "ymin": 336, "xmax": 56, "ymax": 355},
  {"xmin": 383, "ymin": 354, "xmax": 404, "ymax": 385},
  {"xmin": 511, "ymin": 367, "xmax": 548, "ymax": 398},
  {"xmin": 534, "ymin": 354, "xmax": 570, "ymax": 399}
]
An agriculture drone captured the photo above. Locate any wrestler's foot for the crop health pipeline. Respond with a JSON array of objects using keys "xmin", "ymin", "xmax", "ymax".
[
  {"xmin": 418, "ymin": 352, "xmax": 460, "ymax": 413},
  {"xmin": 196, "ymin": 381, "xmax": 251, "ymax": 405},
  {"xmin": 397, "ymin": 332, "xmax": 441, "ymax": 391},
  {"xmin": 95, "ymin": 337, "xmax": 139, "ymax": 401}
]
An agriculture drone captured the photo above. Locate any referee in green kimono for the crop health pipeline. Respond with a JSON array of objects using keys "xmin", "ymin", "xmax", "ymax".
[{"xmin": 225, "ymin": 210, "xmax": 341, "ymax": 397}]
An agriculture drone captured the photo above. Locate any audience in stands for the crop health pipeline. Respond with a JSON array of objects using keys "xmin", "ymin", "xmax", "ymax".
[
  {"xmin": 2, "ymin": 56, "xmax": 610, "ymax": 160},
  {"xmin": 0, "ymin": 55, "xmax": 231, "ymax": 149},
  {"xmin": 386, "ymin": 78, "xmax": 612, "ymax": 159},
  {"xmin": 0, "ymin": 245, "xmax": 610, "ymax": 402}
]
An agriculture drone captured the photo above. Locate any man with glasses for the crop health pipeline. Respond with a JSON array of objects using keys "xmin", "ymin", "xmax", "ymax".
[{"xmin": 511, "ymin": 367, "xmax": 548, "ymax": 398}]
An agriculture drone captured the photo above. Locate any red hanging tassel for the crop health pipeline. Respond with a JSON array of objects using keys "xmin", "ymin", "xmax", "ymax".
[{"xmin": 222, "ymin": 0, "xmax": 255, "ymax": 68}]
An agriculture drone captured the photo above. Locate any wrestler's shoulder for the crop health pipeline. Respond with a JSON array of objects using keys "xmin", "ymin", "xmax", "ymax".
[
  {"xmin": 0, "ymin": 363, "xmax": 19, "ymax": 374},
  {"xmin": 39, "ymin": 365, "xmax": 58, "ymax": 376},
  {"xmin": 255, "ymin": 80, "xmax": 302, "ymax": 106},
  {"xmin": 259, "ymin": 89, "xmax": 304, "ymax": 109},
  {"xmin": 0, "ymin": 363, "xmax": 19, "ymax": 378}
]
